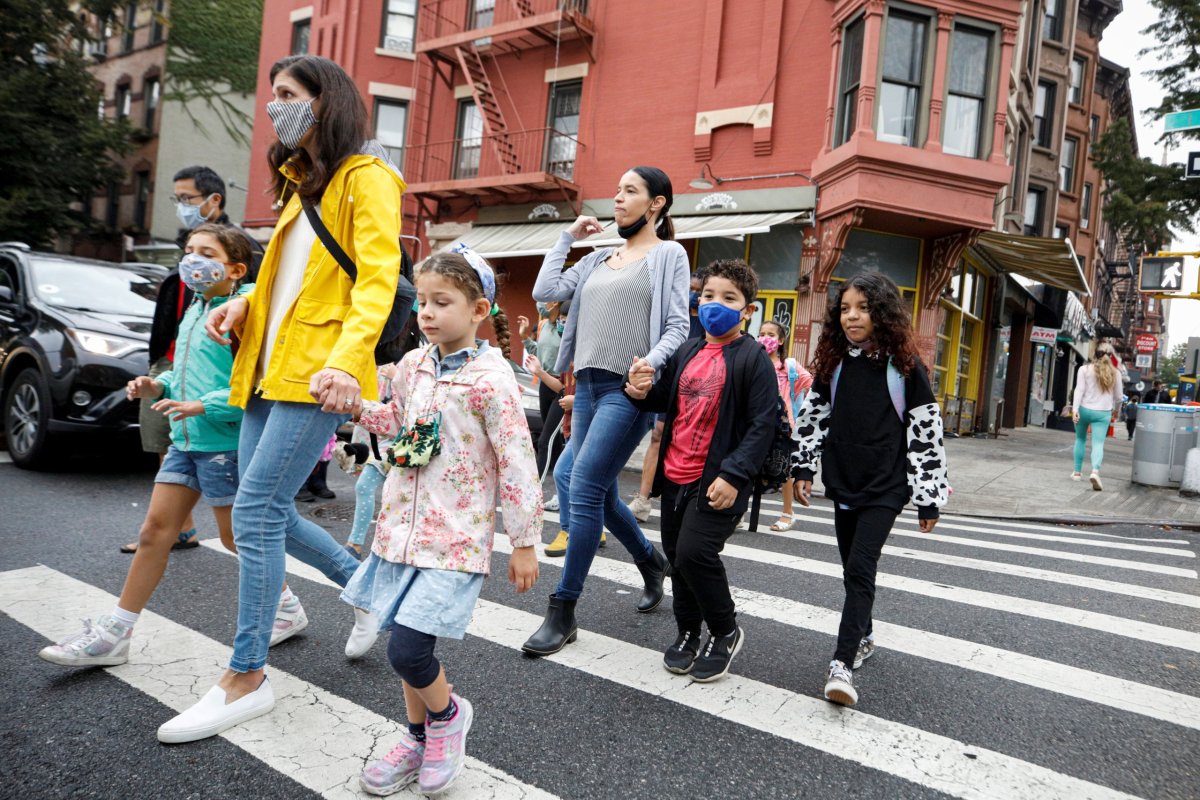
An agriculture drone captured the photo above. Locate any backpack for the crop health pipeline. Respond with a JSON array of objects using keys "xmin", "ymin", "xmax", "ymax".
[{"xmin": 301, "ymin": 198, "xmax": 418, "ymax": 366}]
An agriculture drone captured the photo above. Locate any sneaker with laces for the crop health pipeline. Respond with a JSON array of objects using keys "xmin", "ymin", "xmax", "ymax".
[
  {"xmin": 628, "ymin": 494, "xmax": 652, "ymax": 523},
  {"xmin": 39, "ymin": 616, "xmax": 132, "ymax": 667},
  {"xmin": 419, "ymin": 694, "xmax": 474, "ymax": 795},
  {"xmin": 690, "ymin": 626, "xmax": 744, "ymax": 683},
  {"xmin": 360, "ymin": 732, "xmax": 425, "ymax": 796},
  {"xmin": 544, "ymin": 494, "xmax": 559, "ymax": 512},
  {"xmin": 824, "ymin": 659, "xmax": 858, "ymax": 706},
  {"xmin": 853, "ymin": 637, "xmax": 875, "ymax": 670},
  {"xmin": 270, "ymin": 595, "xmax": 308, "ymax": 646},
  {"xmin": 663, "ymin": 630, "xmax": 702, "ymax": 674}
]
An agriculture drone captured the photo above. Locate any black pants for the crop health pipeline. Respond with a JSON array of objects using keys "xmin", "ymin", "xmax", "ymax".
[
  {"xmin": 660, "ymin": 479, "xmax": 739, "ymax": 637},
  {"xmin": 1125, "ymin": 419, "xmax": 1136, "ymax": 439},
  {"xmin": 536, "ymin": 381, "xmax": 566, "ymax": 479},
  {"xmin": 832, "ymin": 505, "xmax": 899, "ymax": 667}
]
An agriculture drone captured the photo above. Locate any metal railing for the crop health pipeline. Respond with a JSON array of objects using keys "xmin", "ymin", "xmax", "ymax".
[
  {"xmin": 419, "ymin": 0, "xmax": 590, "ymax": 42},
  {"xmin": 405, "ymin": 127, "xmax": 582, "ymax": 185}
]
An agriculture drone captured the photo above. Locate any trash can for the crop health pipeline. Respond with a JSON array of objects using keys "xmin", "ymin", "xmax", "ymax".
[{"xmin": 1132, "ymin": 404, "xmax": 1200, "ymax": 486}]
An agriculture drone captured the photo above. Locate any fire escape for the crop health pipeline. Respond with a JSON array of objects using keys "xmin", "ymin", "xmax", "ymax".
[{"xmin": 406, "ymin": 1, "xmax": 595, "ymax": 216}]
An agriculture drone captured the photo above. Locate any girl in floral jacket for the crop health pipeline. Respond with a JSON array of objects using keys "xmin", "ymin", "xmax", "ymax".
[{"xmin": 342, "ymin": 246, "xmax": 540, "ymax": 797}]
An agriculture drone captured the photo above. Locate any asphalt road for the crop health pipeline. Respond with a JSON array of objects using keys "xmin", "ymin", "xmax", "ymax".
[{"xmin": 1, "ymin": 449, "xmax": 1198, "ymax": 800}]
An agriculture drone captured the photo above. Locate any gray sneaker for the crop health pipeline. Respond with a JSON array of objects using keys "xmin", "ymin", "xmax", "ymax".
[
  {"xmin": 853, "ymin": 637, "xmax": 875, "ymax": 669},
  {"xmin": 39, "ymin": 616, "xmax": 132, "ymax": 667},
  {"xmin": 824, "ymin": 659, "xmax": 858, "ymax": 706}
]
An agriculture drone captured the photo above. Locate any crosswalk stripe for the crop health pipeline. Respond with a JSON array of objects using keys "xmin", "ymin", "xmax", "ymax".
[
  {"xmin": 3, "ymin": 565, "xmax": 560, "ymax": 800},
  {"xmin": 486, "ymin": 538, "xmax": 1200, "ymax": 732},
  {"xmin": 0, "ymin": 451, "xmax": 12, "ymax": 464},
  {"xmin": 206, "ymin": 544, "xmax": 1142, "ymax": 800}
]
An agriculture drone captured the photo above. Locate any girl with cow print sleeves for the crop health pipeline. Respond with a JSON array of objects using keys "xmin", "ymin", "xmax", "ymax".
[{"xmin": 790, "ymin": 272, "xmax": 948, "ymax": 708}]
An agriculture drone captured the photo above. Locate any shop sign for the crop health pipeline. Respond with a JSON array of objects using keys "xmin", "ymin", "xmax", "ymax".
[
  {"xmin": 1135, "ymin": 334, "xmax": 1159, "ymax": 353},
  {"xmin": 1030, "ymin": 326, "xmax": 1058, "ymax": 344},
  {"xmin": 1135, "ymin": 354, "xmax": 1153, "ymax": 369}
]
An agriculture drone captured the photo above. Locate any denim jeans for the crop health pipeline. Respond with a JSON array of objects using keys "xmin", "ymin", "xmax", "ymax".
[
  {"xmin": 556, "ymin": 368, "xmax": 655, "ymax": 601},
  {"xmin": 229, "ymin": 397, "xmax": 360, "ymax": 672}
]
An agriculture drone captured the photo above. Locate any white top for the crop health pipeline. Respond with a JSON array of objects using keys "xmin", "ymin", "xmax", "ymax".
[
  {"xmin": 258, "ymin": 206, "xmax": 318, "ymax": 381},
  {"xmin": 1072, "ymin": 363, "xmax": 1123, "ymax": 412}
]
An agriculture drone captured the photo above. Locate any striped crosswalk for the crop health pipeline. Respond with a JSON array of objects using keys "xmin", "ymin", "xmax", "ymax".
[{"xmin": 8, "ymin": 493, "xmax": 1199, "ymax": 800}]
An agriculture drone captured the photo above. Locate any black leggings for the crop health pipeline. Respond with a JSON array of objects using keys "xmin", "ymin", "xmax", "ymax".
[
  {"xmin": 536, "ymin": 381, "xmax": 566, "ymax": 479},
  {"xmin": 387, "ymin": 622, "xmax": 440, "ymax": 689},
  {"xmin": 833, "ymin": 505, "xmax": 899, "ymax": 667}
]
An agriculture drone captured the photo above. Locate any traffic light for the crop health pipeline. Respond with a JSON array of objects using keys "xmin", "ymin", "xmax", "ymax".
[{"xmin": 1139, "ymin": 255, "xmax": 1188, "ymax": 292}]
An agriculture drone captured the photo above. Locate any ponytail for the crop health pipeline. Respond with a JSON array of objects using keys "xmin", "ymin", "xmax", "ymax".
[
  {"xmin": 656, "ymin": 214, "xmax": 675, "ymax": 241},
  {"xmin": 631, "ymin": 165, "xmax": 675, "ymax": 241}
]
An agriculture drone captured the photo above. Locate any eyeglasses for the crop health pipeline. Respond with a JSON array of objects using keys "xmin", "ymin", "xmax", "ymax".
[{"xmin": 171, "ymin": 193, "xmax": 206, "ymax": 205}]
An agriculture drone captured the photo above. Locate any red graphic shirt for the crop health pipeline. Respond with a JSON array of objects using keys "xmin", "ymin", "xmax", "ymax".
[{"xmin": 663, "ymin": 342, "xmax": 728, "ymax": 485}]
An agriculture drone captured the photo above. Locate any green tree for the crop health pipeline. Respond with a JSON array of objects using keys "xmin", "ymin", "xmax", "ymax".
[
  {"xmin": 0, "ymin": 0, "xmax": 130, "ymax": 248},
  {"xmin": 1158, "ymin": 342, "xmax": 1189, "ymax": 382},
  {"xmin": 1142, "ymin": 0, "xmax": 1200, "ymax": 141}
]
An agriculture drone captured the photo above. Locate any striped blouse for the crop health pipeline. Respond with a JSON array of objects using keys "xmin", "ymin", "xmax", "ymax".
[{"xmin": 572, "ymin": 256, "xmax": 652, "ymax": 375}]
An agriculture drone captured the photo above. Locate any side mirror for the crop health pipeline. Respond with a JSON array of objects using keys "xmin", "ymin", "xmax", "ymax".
[{"xmin": 0, "ymin": 285, "xmax": 14, "ymax": 303}]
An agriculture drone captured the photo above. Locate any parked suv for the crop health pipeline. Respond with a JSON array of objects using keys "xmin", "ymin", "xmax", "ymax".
[{"xmin": 0, "ymin": 243, "xmax": 167, "ymax": 468}]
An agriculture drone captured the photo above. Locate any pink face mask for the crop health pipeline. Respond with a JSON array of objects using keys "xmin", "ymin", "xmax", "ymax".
[{"xmin": 757, "ymin": 335, "xmax": 780, "ymax": 355}]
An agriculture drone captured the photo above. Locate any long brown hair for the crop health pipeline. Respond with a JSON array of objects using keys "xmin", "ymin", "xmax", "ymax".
[
  {"xmin": 811, "ymin": 272, "xmax": 922, "ymax": 383},
  {"xmin": 267, "ymin": 56, "xmax": 368, "ymax": 203},
  {"xmin": 418, "ymin": 252, "xmax": 512, "ymax": 360}
]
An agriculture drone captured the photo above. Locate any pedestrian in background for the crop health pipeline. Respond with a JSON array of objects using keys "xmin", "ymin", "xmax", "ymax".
[
  {"xmin": 758, "ymin": 318, "xmax": 812, "ymax": 532},
  {"xmin": 162, "ymin": 54, "xmax": 410, "ymax": 745},
  {"xmin": 345, "ymin": 248, "xmax": 539, "ymax": 796},
  {"xmin": 1143, "ymin": 379, "xmax": 1173, "ymax": 404},
  {"xmin": 793, "ymin": 271, "xmax": 949, "ymax": 707},
  {"xmin": 518, "ymin": 300, "xmax": 569, "ymax": 510},
  {"xmin": 1071, "ymin": 344, "xmax": 1123, "ymax": 490},
  {"xmin": 522, "ymin": 167, "xmax": 689, "ymax": 657},
  {"xmin": 1124, "ymin": 397, "xmax": 1138, "ymax": 440}
]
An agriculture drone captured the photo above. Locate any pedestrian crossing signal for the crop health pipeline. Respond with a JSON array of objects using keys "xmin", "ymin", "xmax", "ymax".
[{"xmin": 1139, "ymin": 255, "xmax": 1187, "ymax": 292}]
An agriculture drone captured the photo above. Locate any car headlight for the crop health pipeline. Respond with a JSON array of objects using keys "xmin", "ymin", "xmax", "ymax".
[{"xmin": 69, "ymin": 329, "xmax": 147, "ymax": 359}]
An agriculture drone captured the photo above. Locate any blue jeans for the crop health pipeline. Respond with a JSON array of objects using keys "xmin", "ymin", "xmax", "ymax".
[
  {"xmin": 556, "ymin": 369, "xmax": 655, "ymax": 601},
  {"xmin": 229, "ymin": 397, "xmax": 361, "ymax": 672}
]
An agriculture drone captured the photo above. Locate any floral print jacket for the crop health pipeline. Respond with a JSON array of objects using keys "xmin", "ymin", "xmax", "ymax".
[{"xmin": 357, "ymin": 344, "xmax": 543, "ymax": 574}]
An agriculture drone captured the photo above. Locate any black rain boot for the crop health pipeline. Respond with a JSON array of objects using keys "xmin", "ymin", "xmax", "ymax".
[
  {"xmin": 521, "ymin": 595, "xmax": 578, "ymax": 656},
  {"xmin": 308, "ymin": 461, "xmax": 336, "ymax": 500},
  {"xmin": 635, "ymin": 547, "xmax": 670, "ymax": 613}
]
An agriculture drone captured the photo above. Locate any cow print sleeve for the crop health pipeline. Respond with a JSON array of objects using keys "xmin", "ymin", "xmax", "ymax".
[
  {"xmin": 790, "ymin": 382, "xmax": 831, "ymax": 481},
  {"xmin": 905, "ymin": 363, "xmax": 949, "ymax": 519}
]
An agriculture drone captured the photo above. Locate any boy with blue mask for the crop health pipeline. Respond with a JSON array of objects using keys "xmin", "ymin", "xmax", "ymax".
[{"xmin": 625, "ymin": 258, "xmax": 777, "ymax": 682}]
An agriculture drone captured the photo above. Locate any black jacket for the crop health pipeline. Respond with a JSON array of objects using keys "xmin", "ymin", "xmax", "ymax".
[
  {"xmin": 1143, "ymin": 388, "xmax": 1173, "ymax": 404},
  {"xmin": 628, "ymin": 334, "xmax": 778, "ymax": 516}
]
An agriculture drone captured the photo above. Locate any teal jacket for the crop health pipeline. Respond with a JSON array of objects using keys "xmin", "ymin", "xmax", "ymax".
[{"xmin": 156, "ymin": 285, "xmax": 253, "ymax": 452}]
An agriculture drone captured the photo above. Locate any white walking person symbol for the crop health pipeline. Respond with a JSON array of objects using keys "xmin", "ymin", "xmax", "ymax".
[{"xmin": 1162, "ymin": 260, "xmax": 1183, "ymax": 289}]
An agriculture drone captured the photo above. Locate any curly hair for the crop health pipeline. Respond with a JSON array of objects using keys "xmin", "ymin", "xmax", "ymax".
[
  {"xmin": 416, "ymin": 252, "xmax": 511, "ymax": 359},
  {"xmin": 697, "ymin": 258, "xmax": 759, "ymax": 305},
  {"xmin": 811, "ymin": 272, "xmax": 922, "ymax": 384}
]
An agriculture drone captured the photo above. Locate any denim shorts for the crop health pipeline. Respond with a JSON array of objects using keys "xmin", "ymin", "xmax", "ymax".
[
  {"xmin": 155, "ymin": 445, "xmax": 239, "ymax": 506},
  {"xmin": 341, "ymin": 554, "xmax": 484, "ymax": 640}
]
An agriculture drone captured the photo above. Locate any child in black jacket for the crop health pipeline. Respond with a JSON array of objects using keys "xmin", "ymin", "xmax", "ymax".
[
  {"xmin": 626, "ymin": 259, "xmax": 777, "ymax": 682},
  {"xmin": 791, "ymin": 271, "xmax": 949, "ymax": 707}
]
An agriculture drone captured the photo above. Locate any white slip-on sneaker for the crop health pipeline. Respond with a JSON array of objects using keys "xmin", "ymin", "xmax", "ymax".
[
  {"xmin": 1089, "ymin": 472, "xmax": 1103, "ymax": 491},
  {"xmin": 346, "ymin": 607, "xmax": 382, "ymax": 659},
  {"xmin": 157, "ymin": 676, "xmax": 275, "ymax": 744}
]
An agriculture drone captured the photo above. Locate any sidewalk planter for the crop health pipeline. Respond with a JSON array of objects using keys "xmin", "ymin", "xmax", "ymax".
[{"xmin": 1131, "ymin": 404, "xmax": 1199, "ymax": 487}]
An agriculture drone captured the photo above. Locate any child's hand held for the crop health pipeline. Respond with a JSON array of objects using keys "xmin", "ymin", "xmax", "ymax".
[
  {"xmin": 918, "ymin": 517, "xmax": 938, "ymax": 533},
  {"xmin": 152, "ymin": 398, "xmax": 204, "ymax": 421}
]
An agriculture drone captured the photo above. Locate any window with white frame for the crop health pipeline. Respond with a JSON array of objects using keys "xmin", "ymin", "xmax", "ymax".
[
  {"xmin": 943, "ymin": 25, "xmax": 992, "ymax": 158},
  {"xmin": 143, "ymin": 76, "xmax": 159, "ymax": 130},
  {"xmin": 116, "ymin": 84, "xmax": 131, "ymax": 119},
  {"xmin": 374, "ymin": 99, "xmax": 408, "ymax": 168},
  {"xmin": 1043, "ymin": 0, "xmax": 1062, "ymax": 41},
  {"xmin": 1034, "ymin": 81, "xmax": 1056, "ymax": 147},
  {"xmin": 454, "ymin": 101, "xmax": 483, "ymax": 179},
  {"xmin": 1060, "ymin": 137, "xmax": 1078, "ymax": 192},
  {"xmin": 470, "ymin": 0, "xmax": 495, "ymax": 29},
  {"xmin": 380, "ymin": 0, "xmax": 416, "ymax": 53},
  {"xmin": 1024, "ymin": 186, "xmax": 1046, "ymax": 236},
  {"xmin": 1081, "ymin": 183, "xmax": 1093, "ymax": 229},
  {"xmin": 1069, "ymin": 57, "xmax": 1085, "ymax": 104},
  {"xmin": 878, "ymin": 10, "xmax": 929, "ymax": 146}
]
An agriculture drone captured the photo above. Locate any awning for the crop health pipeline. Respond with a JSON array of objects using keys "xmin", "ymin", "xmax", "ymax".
[
  {"xmin": 571, "ymin": 211, "xmax": 806, "ymax": 249},
  {"xmin": 969, "ymin": 231, "xmax": 1090, "ymax": 295},
  {"xmin": 448, "ymin": 221, "xmax": 571, "ymax": 259}
]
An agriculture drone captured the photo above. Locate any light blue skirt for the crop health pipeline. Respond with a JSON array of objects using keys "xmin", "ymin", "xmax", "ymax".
[{"xmin": 341, "ymin": 554, "xmax": 484, "ymax": 640}]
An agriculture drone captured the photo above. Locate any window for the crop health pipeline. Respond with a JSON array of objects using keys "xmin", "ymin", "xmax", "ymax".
[
  {"xmin": 944, "ymin": 26, "xmax": 991, "ymax": 158},
  {"xmin": 1034, "ymin": 81, "xmax": 1056, "ymax": 147},
  {"xmin": 1060, "ymin": 137, "xmax": 1078, "ymax": 192},
  {"xmin": 116, "ymin": 84, "xmax": 131, "ymax": 120},
  {"xmin": 133, "ymin": 171, "xmax": 151, "ymax": 229},
  {"xmin": 1081, "ymin": 183, "xmax": 1093, "ymax": 229},
  {"xmin": 470, "ymin": 0, "xmax": 495, "ymax": 29},
  {"xmin": 291, "ymin": 19, "xmax": 311, "ymax": 54},
  {"xmin": 150, "ymin": 0, "xmax": 165, "ymax": 44},
  {"xmin": 1089, "ymin": 113, "xmax": 1100, "ymax": 153},
  {"xmin": 1054, "ymin": 224, "xmax": 1069, "ymax": 239},
  {"xmin": 105, "ymin": 181, "xmax": 120, "ymax": 228},
  {"xmin": 454, "ymin": 101, "xmax": 483, "ymax": 179},
  {"xmin": 373, "ymin": 100, "xmax": 407, "ymax": 167},
  {"xmin": 121, "ymin": 2, "xmax": 137, "ymax": 52},
  {"xmin": 1024, "ymin": 186, "xmax": 1045, "ymax": 236},
  {"xmin": 747, "ymin": 225, "xmax": 806, "ymax": 291},
  {"xmin": 1043, "ymin": 0, "xmax": 1061, "ymax": 41},
  {"xmin": 1025, "ymin": 0, "xmax": 1040, "ymax": 71},
  {"xmin": 545, "ymin": 80, "xmax": 581, "ymax": 179},
  {"xmin": 830, "ymin": 229, "xmax": 920, "ymax": 314},
  {"xmin": 878, "ymin": 11, "xmax": 929, "ymax": 146},
  {"xmin": 380, "ymin": 0, "xmax": 416, "ymax": 53},
  {"xmin": 836, "ymin": 16, "xmax": 864, "ymax": 146},
  {"xmin": 143, "ymin": 77, "xmax": 159, "ymax": 130},
  {"xmin": 92, "ymin": 16, "xmax": 112, "ymax": 58},
  {"xmin": 1069, "ymin": 57, "xmax": 1085, "ymax": 104}
]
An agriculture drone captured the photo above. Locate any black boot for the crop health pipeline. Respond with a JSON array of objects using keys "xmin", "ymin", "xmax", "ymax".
[
  {"xmin": 635, "ymin": 547, "xmax": 670, "ymax": 613},
  {"xmin": 521, "ymin": 595, "xmax": 577, "ymax": 656},
  {"xmin": 308, "ymin": 461, "xmax": 336, "ymax": 500}
]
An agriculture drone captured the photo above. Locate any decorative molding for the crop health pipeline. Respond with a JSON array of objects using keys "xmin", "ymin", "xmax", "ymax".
[
  {"xmin": 375, "ymin": 47, "xmax": 417, "ymax": 61},
  {"xmin": 814, "ymin": 208, "xmax": 865, "ymax": 293},
  {"xmin": 937, "ymin": 11, "xmax": 954, "ymax": 29},
  {"xmin": 694, "ymin": 103, "xmax": 775, "ymax": 160},
  {"xmin": 453, "ymin": 84, "xmax": 473, "ymax": 100},
  {"xmin": 921, "ymin": 230, "xmax": 979, "ymax": 309},
  {"xmin": 368, "ymin": 82, "xmax": 415, "ymax": 101},
  {"xmin": 289, "ymin": 5, "xmax": 313, "ymax": 22},
  {"xmin": 544, "ymin": 63, "xmax": 589, "ymax": 83}
]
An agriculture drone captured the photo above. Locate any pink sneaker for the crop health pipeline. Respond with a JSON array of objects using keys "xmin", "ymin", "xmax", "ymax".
[
  {"xmin": 360, "ymin": 732, "xmax": 425, "ymax": 796},
  {"xmin": 419, "ymin": 694, "xmax": 474, "ymax": 794}
]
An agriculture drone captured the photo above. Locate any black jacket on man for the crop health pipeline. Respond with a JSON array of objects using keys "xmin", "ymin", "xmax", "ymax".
[
  {"xmin": 628, "ymin": 333, "xmax": 778, "ymax": 516},
  {"xmin": 1143, "ymin": 388, "xmax": 1173, "ymax": 404}
]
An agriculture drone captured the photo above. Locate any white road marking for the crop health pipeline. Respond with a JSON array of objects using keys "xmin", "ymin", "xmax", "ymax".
[{"xmin": 0, "ymin": 451, "xmax": 12, "ymax": 464}]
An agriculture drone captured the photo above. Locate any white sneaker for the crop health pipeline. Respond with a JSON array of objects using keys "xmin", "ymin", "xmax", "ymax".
[
  {"xmin": 346, "ymin": 607, "xmax": 381, "ymax": 659},
  {"xmin": 38, "ymin": 615, "xmax": 132, "ymax": 667},
  {"xmin": 270, "ymin": 595, "xmax": 308, "ymax": 646},
  {"xmin": 157, "ymin": 676, "xmax": 275, "ymax": 743},
  {"xmin": 1070, "ymin": 471, "xmax": 1082, "ymax": 481},
  {"xmin": 824, "ymin": 659, "xmax": 858, "ymax": 706},
  {"xmin": 1090, "ymin": 472, "xmax": 1103, "ymax": 491},
  {"xmin": 628, "ymin": 494, "xmax": 652, "ymax": 523},
  {"xmin": 544, "ymin": 494, "xmax": 559, "ymax": 512}
]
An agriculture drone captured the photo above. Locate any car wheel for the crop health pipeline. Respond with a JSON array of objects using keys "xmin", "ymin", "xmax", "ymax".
[{"xmin": 4, "ymin": 368, "xmax": 53, "ymax": 469}]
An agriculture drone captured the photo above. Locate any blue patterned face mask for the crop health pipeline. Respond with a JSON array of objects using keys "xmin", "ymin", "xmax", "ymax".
[{"xmin": 178, "ymin": 253, "xmax": 228, "ymax": 293}]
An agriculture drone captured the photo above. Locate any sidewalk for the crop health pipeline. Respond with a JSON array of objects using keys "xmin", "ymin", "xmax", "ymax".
[{"xmin": 622, "ymin": 424, "xmax": 1200, "ymax": 528}]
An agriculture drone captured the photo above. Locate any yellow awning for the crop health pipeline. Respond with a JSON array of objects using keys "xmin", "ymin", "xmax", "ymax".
[
  {"xmin": 571, "ymin": 211, "xmax": 806, "ymax": 249},
  {"xmin": 970, "ymin": 231, "xmax": 1090, "ymax": 295}
]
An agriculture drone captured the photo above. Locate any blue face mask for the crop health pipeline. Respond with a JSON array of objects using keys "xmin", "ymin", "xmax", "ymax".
[
  {"xmin": 175, "ymin": 199, "xmax": 210, "ymax": 231},
  {"xmin": 697, "ymin": 302, "xmax": 744, "ymax": 337},
  {"xmin": 689, "ymin": 290, "xmax": 700, "ymax": 311}
]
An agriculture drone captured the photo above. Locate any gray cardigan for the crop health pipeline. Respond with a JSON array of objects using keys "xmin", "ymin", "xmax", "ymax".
[{"xmin": 533, "ymin": 231, "xmax": 691, "ymax": 375}]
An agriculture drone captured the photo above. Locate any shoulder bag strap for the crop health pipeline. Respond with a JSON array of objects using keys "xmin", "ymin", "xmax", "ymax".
[{"xmin": 300, "ymin": 197, "xmax": 357, "ymax": 282}]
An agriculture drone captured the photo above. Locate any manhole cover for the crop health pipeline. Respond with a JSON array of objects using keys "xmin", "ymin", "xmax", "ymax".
[{"xmin": 306, "ymin": 502, "xmax": 357, "ymax": 523}]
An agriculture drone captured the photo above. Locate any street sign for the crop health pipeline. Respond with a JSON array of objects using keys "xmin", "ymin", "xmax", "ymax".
[
  {"xmin": 1136, "ymin": 334, "xmax": 1159, "ymax": 353},
  {"xmin": 1179, "ymin": 365, "xmax": 1188, "ymax": 375},
  {"xmin": 1030, "ymin": 326, "xmax": 1057, "ymax": 344},
  {"xmin": 1139, "ymin": 255, "xmax": 1187, "ymax": 292},
  {"xmin": 1165, "ymin": 109, "xmax": 1200, "ymax": 133},
  {"xmin": 1187, "ymin": 152, "xmax": 1200, "ymax": 180}
]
